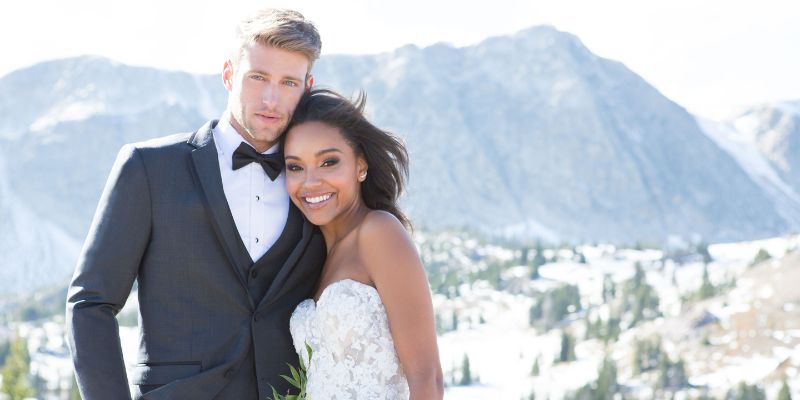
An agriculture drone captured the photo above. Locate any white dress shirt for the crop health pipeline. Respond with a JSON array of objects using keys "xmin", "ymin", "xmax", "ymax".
[{"xmin": 213, "ymin": 115, "xmax": 289, "ymax": 262}]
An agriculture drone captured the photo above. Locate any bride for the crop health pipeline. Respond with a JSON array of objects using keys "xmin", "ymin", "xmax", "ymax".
[{"xmin": 283, "ymin": 88, "xmax": 444, "ymax": 399}]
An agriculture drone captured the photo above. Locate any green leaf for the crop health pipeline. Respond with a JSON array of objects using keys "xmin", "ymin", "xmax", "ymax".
[
  {"xmin": 268, "ymin": 385, "xmax": 284, "ymax": 400},
  {"xmin": 281, "ymin": 373, "xmax": 301, "ymax": 388},
  {"xmin": 289, "ymin": 363, "xmax": 301, "ymax": 384},
  {"xmin": 305, "ymin": 341, "xmax": 314, "ymax": 363}
]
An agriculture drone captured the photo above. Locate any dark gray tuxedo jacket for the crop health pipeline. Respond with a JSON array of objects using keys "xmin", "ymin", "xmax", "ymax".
[{"xmin": 66, "ymin": 120, "xmax": 326, "ymax": 400}]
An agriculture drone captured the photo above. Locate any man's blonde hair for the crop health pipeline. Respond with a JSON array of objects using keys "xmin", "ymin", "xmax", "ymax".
[{"xmin": 232, "ymin": 8, "xmax": 322, "ymax": 74}]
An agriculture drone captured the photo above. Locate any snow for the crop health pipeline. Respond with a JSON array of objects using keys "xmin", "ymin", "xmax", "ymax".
[
  {"xmin": 696, "ymin": 116, "xmax": 800, "ymax": 226},
  {"xmin": 6, "ymin": 234, "xmax": 800, "ymax": 399},
  {"xmin": 29, "ymin": 101, "xmax": 105, "ymax": 132},
  {"xmin": 497, "ymin": 218, "xmax": 561, "ymax": 244}
]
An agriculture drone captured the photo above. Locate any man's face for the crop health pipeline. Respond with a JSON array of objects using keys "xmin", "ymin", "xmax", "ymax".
[{"xmin": 223, "ymin": 43, "xmax": 313, "ymax": 152}]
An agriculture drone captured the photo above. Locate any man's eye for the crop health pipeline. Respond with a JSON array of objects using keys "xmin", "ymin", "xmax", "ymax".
[
  {"xmin": 284, "ymin": 80, "xmax": 299, "ymax": 87},
  {"xmin": 321, "ymin": 158, "xmax": 339, "ymax": 167},
  {"xmin": 250, "ymin": 75, "xmax": 265, "ymax": 81}
]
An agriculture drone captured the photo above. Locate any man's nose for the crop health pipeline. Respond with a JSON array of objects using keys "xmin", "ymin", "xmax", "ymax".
[{"xmin": 261, "ymin": 83, "xmax": 279, "ymax": 108}]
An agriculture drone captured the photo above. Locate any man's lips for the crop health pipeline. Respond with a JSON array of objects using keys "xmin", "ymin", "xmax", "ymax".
[{"xmin": 255, "ymin": 112, "xmax": 282, "ymax": 123}]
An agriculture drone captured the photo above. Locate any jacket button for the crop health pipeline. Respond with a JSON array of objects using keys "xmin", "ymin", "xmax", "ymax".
[
  {"xmin": 251, "ymin": 270, "xmax": 258, "ymax": 278},
  {"xmin": 225, "ymin": 368, "xmax": 235, "ymax": 378}
]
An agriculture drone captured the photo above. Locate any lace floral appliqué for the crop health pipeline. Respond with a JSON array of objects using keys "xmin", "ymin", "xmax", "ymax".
[{"xmin": 290, "ymin": 279, "xmax": 410, "ymax": 399}]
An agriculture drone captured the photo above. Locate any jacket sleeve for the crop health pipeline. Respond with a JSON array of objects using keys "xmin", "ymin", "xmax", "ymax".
[{"xmin": 66, "ymin": 144, "xmax": 152, "ymax": 400}]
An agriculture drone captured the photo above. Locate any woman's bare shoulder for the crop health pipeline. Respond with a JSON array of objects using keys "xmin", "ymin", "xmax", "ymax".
[{"xmin": 357, "ymin": 210, "xmax": 417, "ymax": 273}]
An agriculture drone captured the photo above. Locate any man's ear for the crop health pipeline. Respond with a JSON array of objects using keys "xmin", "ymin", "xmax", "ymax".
[
  {"xmin": 305, "ymin": 74, "xmax": 314, "ymax": 91},
  {"xmin": 222, "ymin": 60, "xmax": 234, "ymax": 91}
]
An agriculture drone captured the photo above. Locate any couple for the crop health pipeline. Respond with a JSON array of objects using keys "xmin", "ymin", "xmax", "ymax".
[{"xmin": 66, "ymin": 8, "xmax": 443, "ymax": 400}]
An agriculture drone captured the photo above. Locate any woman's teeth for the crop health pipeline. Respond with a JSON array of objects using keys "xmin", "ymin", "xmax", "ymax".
[{"xmin": 305, "ymin": 193, "xmax": 332, "ymax": 204}]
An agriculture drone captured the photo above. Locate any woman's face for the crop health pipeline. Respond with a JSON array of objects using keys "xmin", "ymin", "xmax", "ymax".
[{"xmin": 283, "ymin": 121, "xmax": 367, "ymax": 227}]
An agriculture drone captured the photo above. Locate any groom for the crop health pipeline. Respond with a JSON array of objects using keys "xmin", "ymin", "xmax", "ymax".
[{"xmin": 66, "ymin": 8, "xmax": 325, "ymax": 400}]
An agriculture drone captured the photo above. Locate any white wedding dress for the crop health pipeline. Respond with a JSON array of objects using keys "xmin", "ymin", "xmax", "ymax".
[{"xmin": 290, "ymin": 279, "xmax": 410, "ymax": 399}]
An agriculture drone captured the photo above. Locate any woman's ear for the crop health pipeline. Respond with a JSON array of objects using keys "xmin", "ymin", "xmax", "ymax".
[{"xmin": 357, "ymin": 157, "xmax": 368, "ymax": 182}]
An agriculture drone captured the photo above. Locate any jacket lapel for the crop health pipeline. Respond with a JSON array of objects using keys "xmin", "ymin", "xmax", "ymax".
[
  {"xmin": 257, "ymin": 219, "xmax": 319, "ymax": 310},
  {"xmin": 188, "ymin": 121, "xmax": 252, "ymax": 294}
]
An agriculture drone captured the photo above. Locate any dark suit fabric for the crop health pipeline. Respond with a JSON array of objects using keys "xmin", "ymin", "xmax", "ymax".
[{"xmin": 67, "ymin": 120, "xmax": 325, "ymax": 400}]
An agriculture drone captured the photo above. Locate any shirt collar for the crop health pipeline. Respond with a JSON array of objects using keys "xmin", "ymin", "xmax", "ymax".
[{"xmin": 213, "ymin": 113, "xmax": 281, "ymax": 166}]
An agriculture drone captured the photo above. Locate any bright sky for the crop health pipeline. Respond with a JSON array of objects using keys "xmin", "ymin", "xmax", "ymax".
[{"xmin": 1, "ymin": 0, "xmax": 798, "ymax": 119}]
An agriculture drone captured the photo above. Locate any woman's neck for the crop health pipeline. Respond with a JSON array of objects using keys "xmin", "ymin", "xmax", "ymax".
[{"xmin": 320, "ymin": 202, "xmax": 370, "ymax": 254}]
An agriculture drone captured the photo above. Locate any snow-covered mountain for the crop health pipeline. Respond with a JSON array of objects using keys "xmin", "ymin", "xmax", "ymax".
[
  {"xmin": 311, "ymin": 26, "xmax": 790, "ymax": 243},
  {"xmin": 0, "ymin": 57, "xmax": 224, "ymax": 297},
  {"xmin": 0, "ymin": 26, "xmax": 796, "ymax": 297},
  {"xmin": 697, "ymin": 100, "xmax": 800, "ymax": 230}
]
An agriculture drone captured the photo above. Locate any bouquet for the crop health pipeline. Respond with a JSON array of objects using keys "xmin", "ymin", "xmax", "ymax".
[{"xmin": 269, "ymin": 342, "xmax": 312, "ymax": 400}]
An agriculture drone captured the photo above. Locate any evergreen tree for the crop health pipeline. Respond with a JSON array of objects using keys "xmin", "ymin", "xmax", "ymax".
[
  {"xmin": 656, "ymin": 352, "xmax": 688, "ymax": 391},
  {"xmin": 530, "ymin": 241, "xmax": 546, "ymax": 279},
  {"xmin": 529, "ymin": 300, "xmax": 543, "ymax": 326},
  {"xmin": 558, "ymin": 330, "xmax": 576, "ymax": 363},
  {"xmin": 531, "ymin": 356, "xmax": 540, "ymax": 376},
  {"xmin": 632, "ymin": 339, "xmax": 644, "ymax": 375},
  {"xmin": 595, "ymin": 356, "xmax": 618, "ymax": 400},
  {"xmin": 544, "ymin": 284, "xmax": 581, "ymax": 328},
  {"xmin": 1, "ymin": 336, "xmax": 35, "ymax": 400},
  {"xmin": 750, "ymin": 248, "xmax": 771, "ymax": 267},
  {"xmin": 435, "ymin": 312, "xmax": 444, "ymax": 334},
  {"xmin": 584, "ymin": 313, "xmax": 594, "ymax": 340},
  {"xmin": 602, "ymin": 275, "xmax": 616, "ymax": 303},
  {"xmin": 459, "ymin": 354, "xmax": 472, "ymax": 386},
  {"xmin": 452, "ymin": 312, "xmax": 459, "ymax": 331},
  {"xmin": 632, "ymin": 262, "xmax": 645, "ymax": 288},
  {"xmin": 32, "ymin": 373, "xmax": 47, "ymax": 398},
  {"xmin": 566, "ymin": 356, "xmax": 618, "ymax": 400},
  {"xmin": 697, "ymin": 241, "xmax": 713, "ymax": 264},
  {"xmin": 603, "ymin": 314, "xmax": 621, "ymax": 344},
  {"xmin": 632, "ymin": 337, "xmax": 661, "ymax": 375},
  {"xmin": 698, "ymin": 264, "xmax": 715, "ymax": 299},
  {"xmin": 777, "ymin": 379, "xmax": 792, "ymax": 400},
  {"xmin": 656, "ymin": 352, "xmax": 670, "ymax": 389},
  {"xmin": 726, "ymin": 382, "xmax": 766, "ymax": 400}
]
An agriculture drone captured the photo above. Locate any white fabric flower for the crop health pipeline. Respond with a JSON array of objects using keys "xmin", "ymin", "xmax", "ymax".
[{"xmin": 289, "ymin": 279, "xmax": 410, "ymax": 399}]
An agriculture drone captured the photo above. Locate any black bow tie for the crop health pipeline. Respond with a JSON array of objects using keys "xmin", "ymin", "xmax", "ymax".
[{"xmin": 232, "ymin": 142, "xmax": 284, "ymax": 181}]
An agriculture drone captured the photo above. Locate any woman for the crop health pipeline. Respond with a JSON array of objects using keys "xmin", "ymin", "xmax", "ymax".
[{"xmin": 284, "ymin": 88, "xmax": 444, "ymax": 399}]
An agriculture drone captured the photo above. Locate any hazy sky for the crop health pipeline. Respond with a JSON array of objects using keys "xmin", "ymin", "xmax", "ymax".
[{"xmin": 1, "ymin": 0, "xmax": 798, "ymax": 119}]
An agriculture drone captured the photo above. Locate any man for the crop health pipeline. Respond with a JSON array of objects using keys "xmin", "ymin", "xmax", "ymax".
[{"xmin": 66, "ymin": 8, "xmax": 325, "ymax": 400}]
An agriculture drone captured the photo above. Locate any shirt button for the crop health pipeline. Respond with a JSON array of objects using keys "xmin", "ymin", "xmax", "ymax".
[
  {"xmin": 255, "ymin": 237, "xmax": 260, "ymax": 243},
  {"xmin": 256, "ymin": 195, "xmax": 261, "ymax": 201}
]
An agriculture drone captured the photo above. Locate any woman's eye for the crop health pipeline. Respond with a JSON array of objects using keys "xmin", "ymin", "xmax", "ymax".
[
  {"xmin": 321, "ymin": 158, "xmax": 339, "ymax": 167},
  {"xmin": 286, "ymin": 163, "xmax": 302, "ymax": 172}
]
